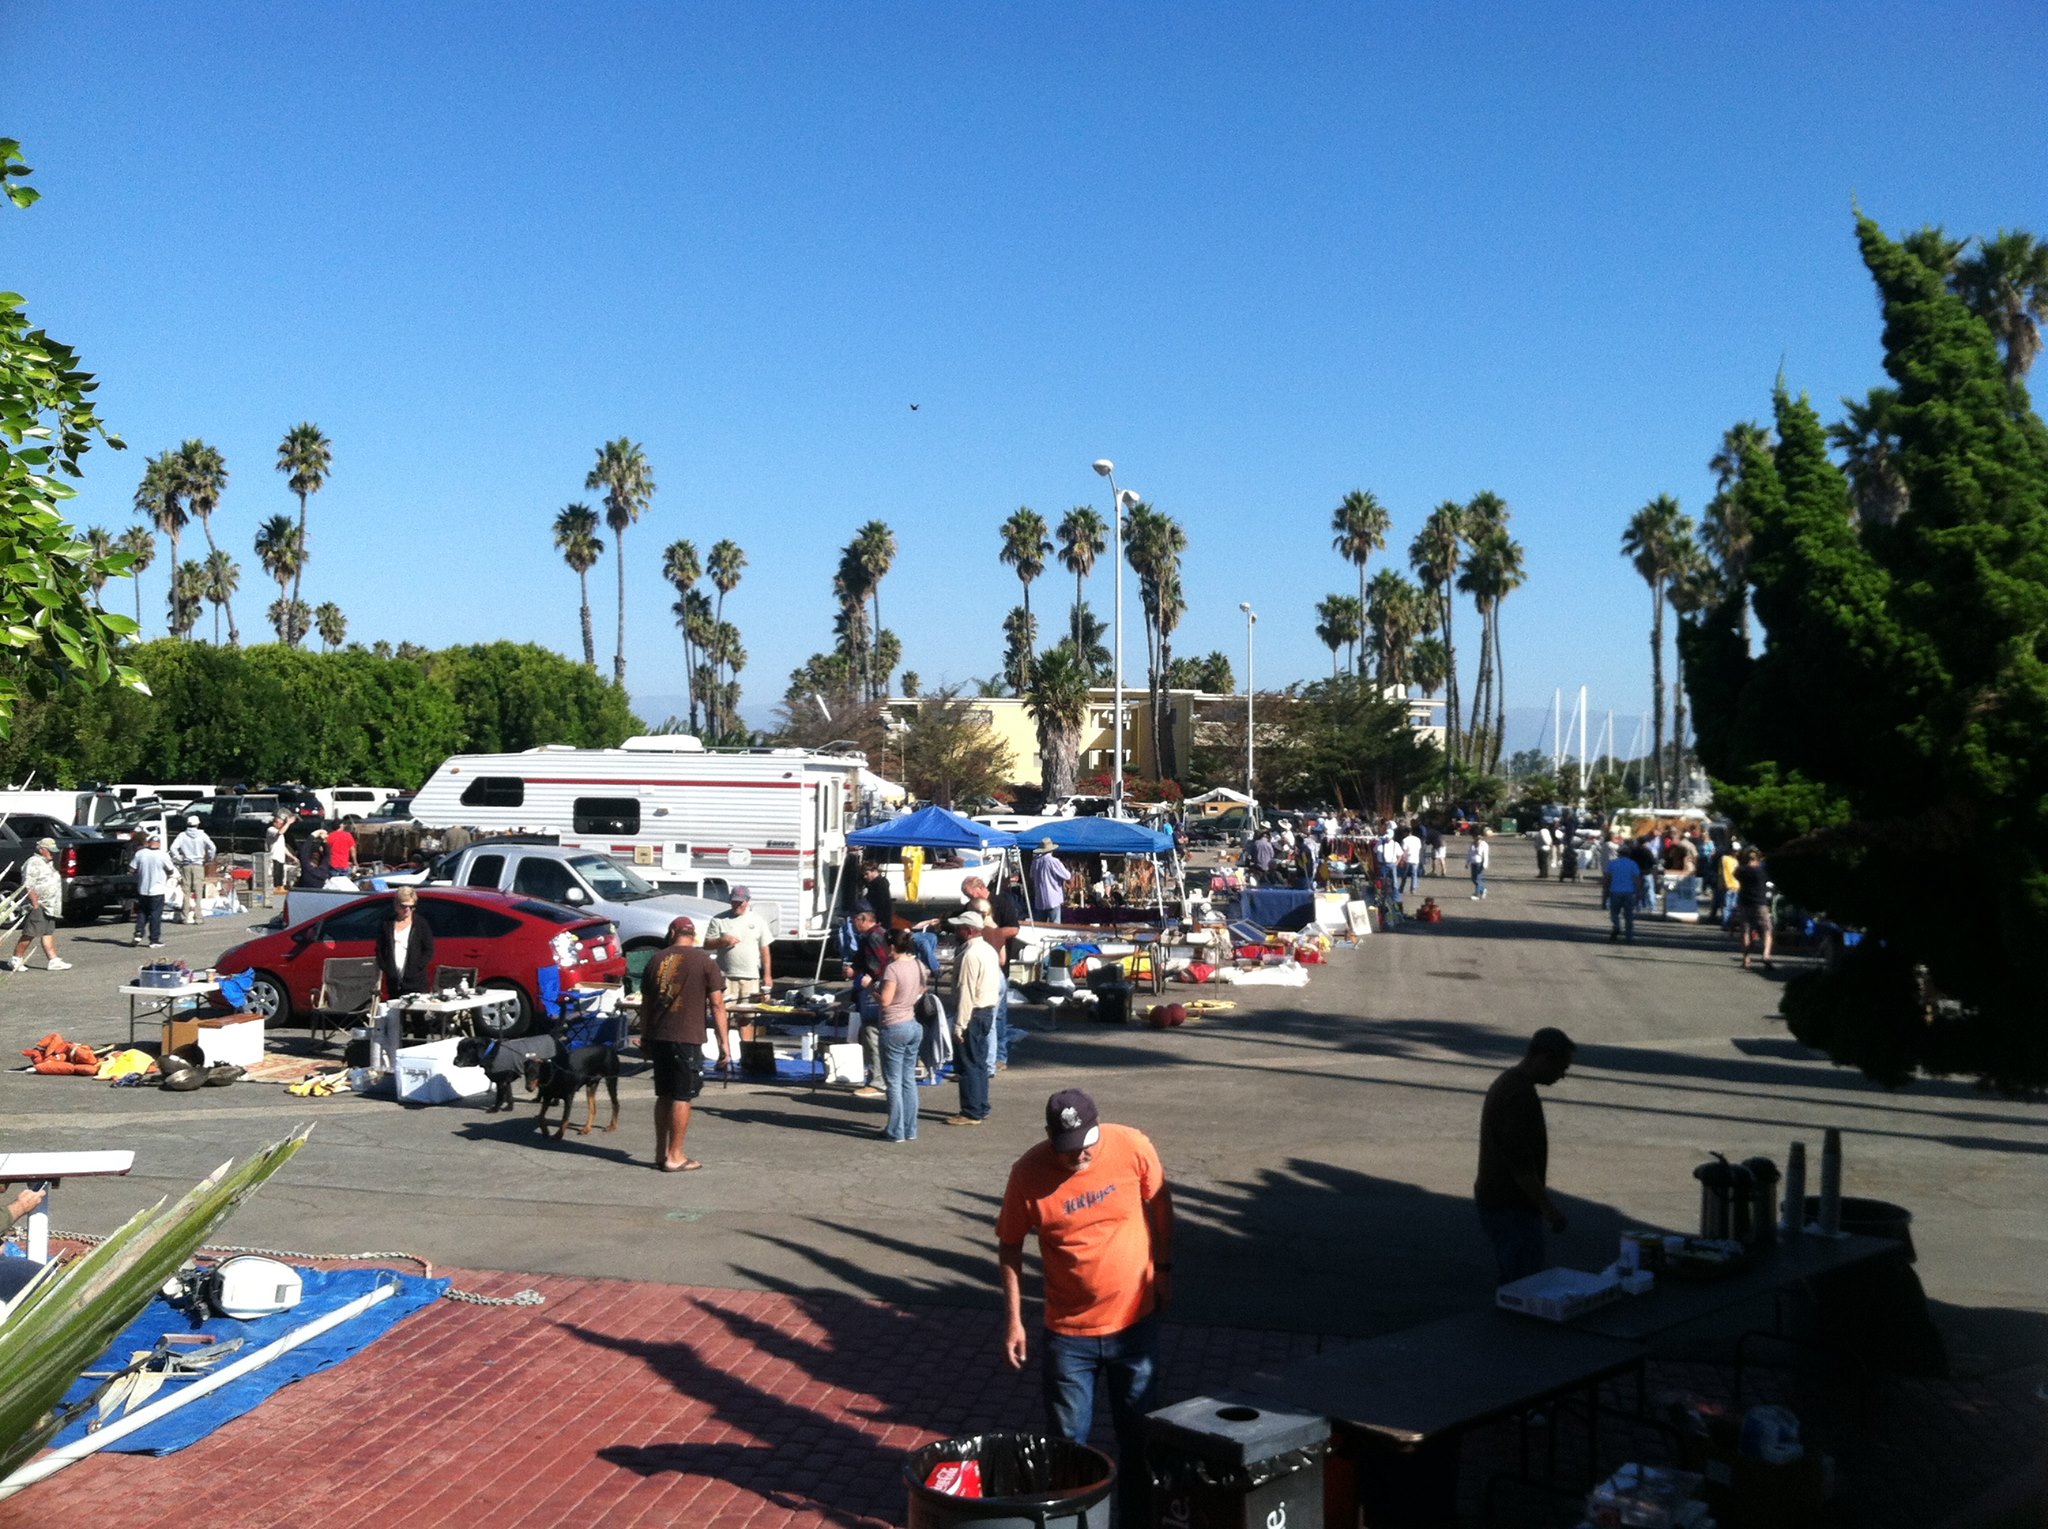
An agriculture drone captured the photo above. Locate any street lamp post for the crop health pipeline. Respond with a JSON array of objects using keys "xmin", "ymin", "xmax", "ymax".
[
  {"xmin": 1239, "ymin": 602, "xmax": 1257, "ymax": 797},
  {"xmin": 1092, "ymin": 460, "xmax": 1139, "ymax": 816}
]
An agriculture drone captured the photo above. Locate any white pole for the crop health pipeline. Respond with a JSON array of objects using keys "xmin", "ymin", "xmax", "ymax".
[
  {"xmin": 1241, "ymin": 605, "xmax": 1258, "ymax": 795},
  {"xmin": 0, "ymin": 1282, "xmax": 400, "ymax": 1500},
  {"xmin": 1577, "ymin": 686, "xmax": 1588, "ymax": 781},
  {"xmin": 1551, "ymin": 688, "xmax": 1561, "ymax": 772}
]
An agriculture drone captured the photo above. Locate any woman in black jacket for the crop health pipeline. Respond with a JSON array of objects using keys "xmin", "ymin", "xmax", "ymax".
[{"xmin": 374, "ymin": 887, "xmax": 437, "ymax": 998}]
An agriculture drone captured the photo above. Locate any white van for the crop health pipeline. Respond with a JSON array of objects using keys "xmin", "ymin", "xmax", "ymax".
[{"xmin": 315, "ymin": 786, "xmax": 401, "ymax": 818}]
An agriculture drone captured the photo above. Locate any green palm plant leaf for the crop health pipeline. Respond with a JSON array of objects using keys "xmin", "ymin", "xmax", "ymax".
[
  {"xmin": 1330, "ymin": 490, "xmax": 1390, "ymax": 678},
  {"xmin": 0, "ymin": 1128, "xmax": 310, "ymax": 1480},
  {"xmin": 551, "ymin": 504, "xmax": 604, "ymax": 670}
]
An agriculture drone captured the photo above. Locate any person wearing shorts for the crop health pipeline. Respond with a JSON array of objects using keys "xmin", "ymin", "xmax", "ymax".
[
  {"xmin": 640, "ymin": 916, "xmax": 727, "ymax": 1171},
  {"xmin": 1734, "ymin": 849, "xmax": 1774, "ymax": 970},
  {"xmin": 10, "ymin": 838, "xmax": 68, "ymax": 971}
]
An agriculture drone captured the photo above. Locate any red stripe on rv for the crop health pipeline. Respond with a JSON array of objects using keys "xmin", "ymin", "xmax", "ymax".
[{"xmin": 520, "ymin": 777, "xmax": 803, "ymax": 788}]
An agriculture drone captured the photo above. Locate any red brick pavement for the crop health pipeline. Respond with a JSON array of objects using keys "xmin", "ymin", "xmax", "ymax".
[{"xmin": 4, "ymin": 1267, "xmax": 2038, "ymax": 1528}]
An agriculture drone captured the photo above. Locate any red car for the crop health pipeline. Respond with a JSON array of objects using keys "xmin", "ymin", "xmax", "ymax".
[{"xmin": 216, "ymin": 888, "xmax": 624, "ymax": 1039}]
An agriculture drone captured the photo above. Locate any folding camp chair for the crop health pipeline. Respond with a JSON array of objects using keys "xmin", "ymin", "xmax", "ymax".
[
  {"xmin": 308, "ymin": 956, "xmax": 380, "ymax": 1048},
  {"xmin": 431, "ymin": 964, "xmax": 477, "ymax": 996}
]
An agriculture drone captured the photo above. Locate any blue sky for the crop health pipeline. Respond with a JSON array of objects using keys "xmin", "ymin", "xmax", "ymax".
[{"xmin": 9, "ymin": 3, "xmax": 2045, "ymax": 747}]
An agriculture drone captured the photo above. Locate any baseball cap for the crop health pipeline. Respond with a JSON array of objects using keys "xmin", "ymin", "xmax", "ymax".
[
  {"xmin": 667, "ymin": 915, "xmax": 697, "ymax": 940},
  {"xmin": 727, "ymin": 885, "xmax": 751, "ymax": 904},
  {"xmin": 951, "ymin": 911, "xmax": 986, "ymax": 929},
  {"xmin": 185, "ymin": 815, "xmax": 200, "ymax": 826},
  {"xmin": 35, "ymin": 837, "xmax": 57, "ymax": 851},
  {"xmin": 1044, "ymin": 1089, "xmax": 1100, "ymax": 1153}
]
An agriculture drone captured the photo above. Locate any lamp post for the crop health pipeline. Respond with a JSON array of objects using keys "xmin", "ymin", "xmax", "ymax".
[
  {"xmin": 1092, "ymin": 460, "xmax": 1139, "ymax": 816},
  {"xmin": 1239, "ymin": 602, "xmax": 1257, "ymax": 797}
]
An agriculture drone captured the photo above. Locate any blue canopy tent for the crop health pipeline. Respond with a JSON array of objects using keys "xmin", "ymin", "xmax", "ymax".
[
  {"xmin": 847, "ymin": 806, "xmax": 1018, "ymax": 853},
  {"xmin": 1023, "ymin": 817, "xmax": 1173, "ymax": 855}
]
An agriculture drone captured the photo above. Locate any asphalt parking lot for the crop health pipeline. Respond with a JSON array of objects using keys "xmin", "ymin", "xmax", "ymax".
[{"xmin": 4, "ymin": 841, "xmax": 2044, "ymax": 1372}]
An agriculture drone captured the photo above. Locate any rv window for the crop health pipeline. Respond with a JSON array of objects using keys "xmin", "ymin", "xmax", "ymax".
[
  {"xmin": 463, "ymin": 854, "xmax": 505, "ymax": 889},
  {"xmin": 572, "ymin": 797, "xmax": 640, "ymax": 835},
  {"xmin": 459, "ymin": 776, "xmax": 526, "ymax": 808}
]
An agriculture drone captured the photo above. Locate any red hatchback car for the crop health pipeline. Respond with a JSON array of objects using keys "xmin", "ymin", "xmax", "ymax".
[{"xmin": 216, "ymin": 887, "xmax": 625, "ymax": 1038}]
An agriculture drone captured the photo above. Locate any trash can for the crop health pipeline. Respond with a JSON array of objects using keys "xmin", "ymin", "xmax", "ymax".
[
  {"xmin": 1797, "ymin": 1197, "xmax": 1946, "ymax": 1376},
  {"xmin": 1146, "ymin": 1393, "xmax": 1328, "ymax": 1529},
  {"xmin": 1087, "ymin": 963, "xmax": 1134, "ymax": 1024},
  {"xmin": 905, "ymin": 1432, "xmax": 1116, "ymax": 1529}
]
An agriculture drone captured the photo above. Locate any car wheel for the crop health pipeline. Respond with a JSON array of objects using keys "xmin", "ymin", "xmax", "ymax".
[
  {"xmin": 476, "ymin": 980, "xmax": 532, "ymax": 1040},
  {"xmin": 246, "ymin": 971, "xmax": 291, "ymax": 1024}
]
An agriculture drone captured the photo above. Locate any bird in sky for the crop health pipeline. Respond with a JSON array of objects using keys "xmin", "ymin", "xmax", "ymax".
[{"xmin": 909, "ymin": 403, "xmax": 919, "ymax": 411}]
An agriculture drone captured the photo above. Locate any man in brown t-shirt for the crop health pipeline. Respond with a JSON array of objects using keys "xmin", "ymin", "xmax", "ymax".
[
  {"xmin": 1474, "ymin": 1027, "xmax": 1575, "ymax": 1284},
  {"xmin": 640, "ymin": 916, "xmax": 728, "ymax": 1172}
]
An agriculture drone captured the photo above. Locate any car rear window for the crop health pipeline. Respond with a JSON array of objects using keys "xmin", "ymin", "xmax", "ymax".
[
  {"xmin": 511, "ymin": 899, "xmax": 583, "ymax": 925},
  {"xmin": 418, "ymin": 900, "xmax": 519, "ymax": 939}
]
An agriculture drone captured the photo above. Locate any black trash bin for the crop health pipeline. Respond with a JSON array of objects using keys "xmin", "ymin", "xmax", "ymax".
[
  {"xmin": 1797, "ymin": 1197, "xmax": 1946, "ymax": 1377},
  {"xmin": 1146, "ymin": 1393, "xmax": 1329, "ymax": 1529},
  {"xmin": 905, "ymin": 1432, "xmax": 1116, "ymax": 1529}
]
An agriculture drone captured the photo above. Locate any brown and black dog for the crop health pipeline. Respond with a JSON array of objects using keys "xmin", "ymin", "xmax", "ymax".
[{"xmin": 524, "ymin": 1045, "xmax": 620, "ymax": 1139}]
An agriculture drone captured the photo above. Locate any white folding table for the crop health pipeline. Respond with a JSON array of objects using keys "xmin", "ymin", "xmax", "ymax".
[{"xmin": 0, "ymin": 1151, "xmax": 137, "ymax": 1263}]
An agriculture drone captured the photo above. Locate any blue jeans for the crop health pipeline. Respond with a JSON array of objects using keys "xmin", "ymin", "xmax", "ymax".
[
  {"xmin": 911, "ymin": 929, "xmax": 940, "ymax": 983},
  {"xmin": 1607, "ymin": 892, "xmax": 1636, "ymax": 940},
  {"xmin": 1044, "ymin": 1314, "xmax": 1157, "ymax": 1528},
  {"xmin": 878, "ymin": 1021, "xmax": 920, "ymax": 1140},
  {"xmin": 1478, "ymin": 1206, "xmax": 1546, "ymax": 1286},
  {"xmin": 956, "ymin": 1005, "xmax": 994, "ymax": 1118},
  {"xmin": 1399, "ymin": 864, "xmax": 1419, "ymax": 896},
  {"xmin": 134, "ymin": 894, "xmax": 164, "ymax": 944},
  {"xmin": 1470, "ymin": 864, "xmax": 1486, "ymax": 898},
  {"xmin": 993, "ymin": 962, "xmax": 1016, "ymax": 1068}
]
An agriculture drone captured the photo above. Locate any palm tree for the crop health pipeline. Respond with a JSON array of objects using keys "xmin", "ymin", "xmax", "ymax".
[
  {"xmin": 1001, "ymin": 605, "xmax": 1038, "ymax": 693},
  {"xmin": 82, "ymin": 526, "xmax": 114, "ymax": 598},
  {"xmin": 314, "ymin": 602, "xmax": 347, "ymax": 651},
  {"xmin": 1621, "ymin": 494, "xmax": 1688, "ymax": 805},
  {"xmin": 274, "ymin": 423, "xmax": 331, "ymax": 609},
  {"xmin": 1064, "ymin": 601, "xmax": 1112, "ymax": 679},
  {"xmin": 134, "ymin": 454, "xmax": 186, "ymax": 631},
  {"xmin": 1367, "ymin": 569, "xmax": 1429, "ymax": 688},
  {"xmin": 853, "ymin": 521, "xmax": 897, "ymax": 697},
  {"xmin": 1411, "ymin": 635, "xmax": 1449, "ymax": 702},
  {"xmin": 117, "ymin": 526, "xmax": 154, "ymax": 630},
  {"xmin": 998, "ymin": 508, "xmax": 1051, "ymax": 689},
  {"xmin": 1027, "ymin": 645, "xmax": 1091, "ymax": 801},
  {"xmin": 253, "ymin": 514, "xmax": 304, "ymax": 642},
  {"xmin": 662, "ymin": 539, "xmax": 703, "ymax": 728},
  {"xmin": 201, "ymin": 550, "xmax": 239, "ymax": 645},
  {"xmin": 175, "ymin": 440, "xmax": 238, "ymax": 645},
  {"xmin": 586, "ymin": 437, "xmax": 656, "ymax": 686},
  {"xmin": 1703, "ymin": 421, "xmax": 1768, "ymax": 641},
  {"xmin": 1901, "ymin": 223, "xmax": 1967, "ymax": 280},
  {"xmin": 265, "ymin": 598, "xmax": 309, "ymax": 647},
  {"xmin": 1056, "ymin": 506, "xmax": 1108, "ymax": 654},
  {"xmin": 1313, "ymin": 594, "xmax": 1352, "ymax": 678},
  {"xmin": 1666, "ymin": 531, "xmax": 1713, "ymax": 800},
  {"xmin": 1410, "ymin": 500, "xmax": 1466, "ymax": 762},
  {"xmin": 552, "ymin": 504, "xmax": 604, "ymax": 669},
  {"xmin": 1330, "ymin": 490, "xmax": 1390, "ymax": 678},
  {"xmin": 1828, "ymin": 389, "xmax": 1911, "ymax": 528},
  {"xmin": 168, "ymin": 560, "xmax": 206, "ymax": 639},
  {"xmin": 831, "ymin": 546, "xmax": 873, "ymax": 698},
  {"xmin": 1458, "ymin": 493, "xmax": 1511, "ymax": 762},
  {"xmin": 708, "ymin": 539, "xmax": 746, "ymax": 709},
  {"xmin": 1125, "ymin": 503, "xmax": 1188, "ymax": 779},
  {"xmin": 1482, "ymin": 533, "xmax": 1525, "ymax": 774},
  {"xmin": 1953, "ymin": 229, "xmax": 2048, "ymax": 383}
]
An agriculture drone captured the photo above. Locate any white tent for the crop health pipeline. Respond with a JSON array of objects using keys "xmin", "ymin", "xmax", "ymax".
[
  {"xmin": 1184, "ymin": 786, "xmax": 1255, "ymax": 808},
  {"xmin": 859, "ymin": 773, "xmax": 910, "ymax": 804}
]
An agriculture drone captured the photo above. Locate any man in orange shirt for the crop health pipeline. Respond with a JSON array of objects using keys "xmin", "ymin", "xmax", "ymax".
[{"xmin": 997, "ymin": 1089, "xmax": 1175, "ymax": 1525}]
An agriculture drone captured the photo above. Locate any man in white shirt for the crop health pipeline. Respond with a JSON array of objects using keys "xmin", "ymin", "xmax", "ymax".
[
  {"xmin": 1400, "ymin": 825, "xmax": 1424, "ymax": 896},
  {"xmin": 169, "ymin": 816, "xmax": 217, "ymax": 926},
  {"xmin": 130, "ymin": 830, "xmax": 177, "ymax": 948},
  {"xmin": 946, "ymin": 912, "xmax": 1004, "ymax": 1126}
]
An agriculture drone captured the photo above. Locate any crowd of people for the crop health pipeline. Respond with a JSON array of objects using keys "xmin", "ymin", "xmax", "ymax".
[{"xmin": 1588, "ymin": 823, "xmax": 1776, "ymax": 966}]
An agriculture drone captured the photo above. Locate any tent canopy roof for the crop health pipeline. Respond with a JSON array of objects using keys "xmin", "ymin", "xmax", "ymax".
[
  {"xmin": 1184, "ymin": 786, "xmax": 1255, "ymax": 806},
  {"xmin": 1025, "ymin": 817, "xmax": 1174, "ymax": 854},
  {"xmin": 847, "ymin": 805, "xmax": 1017, "ymax": 852}
]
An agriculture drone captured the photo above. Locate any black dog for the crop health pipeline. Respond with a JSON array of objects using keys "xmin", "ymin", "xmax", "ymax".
[
  {"xmin": 524, "ymin": 1045, "xmax": 620, "ymax": 1139},
  {"xmin": 455, "ymin": 1035, "xmax": 558, "ymax": 1114}
]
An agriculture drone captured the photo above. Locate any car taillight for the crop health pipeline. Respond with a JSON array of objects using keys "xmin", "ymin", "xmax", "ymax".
[{"xmin": 62, "ymin": 848, "xmax": 78, "ymax": 876}]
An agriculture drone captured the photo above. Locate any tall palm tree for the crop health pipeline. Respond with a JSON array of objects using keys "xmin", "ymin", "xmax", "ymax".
[
  {"xmin": 1001, "ymin": 605, "xmax": 1038, "ymax": 693},
  {"xmin": 1953, "ymin": 229, "xmax": 2048, "ymax": 383},
  {"xmin": 1666, "ymin": 531, "xmax": 1713, "ymax": 801},
  {"xmin": 1901, "ymin": 223, "xmax": 1967, "ymax": 280},
  {"xmin": 853, "ymin": 521, "xmax": 897, "ymax": 698},
  {"xmin": 1367, "ymin": 569, "xmax": 1429, "ymax": 688},
  {"xmin": 168, "ymin": 560, "xmax": 206, "ymax": 640},
  {"xmin": 265, "ymin": 598, "xmax": 309, "ymax": 647},
  {"xmin": 201, "ymin": 549, "xmax": 239, "ymax": 645},
  {"xmin": 1056, "ymin": 506, "xmax": 1108, "ymax": 654},
  {"xmin": 275, "ymin": 423, "xmax": 331, "ymax": 609},
  {"xmin": 550, "ymin": 504, "xmax": 604, "ymax": 669},
  {"xmin": 662, "ymin": 539, "xmax": 703, "ymax": 727},
  {"xmin": 1621, "ymin": 494, "xmax": 1687, "ymax": 805},
  {"xmin": 1703, "ymin": 421, "xmax": 1768, "ymax": 641},
  {"xmin": 1482, "ymin": 533, "xmax": 1525, "ymax": 774},
  {"xmin": 117, "ymin": 526, "xmax": 154, "ymax": 631},
  {"xmin": 1410, "ymin": 635, "xmax": 1449, "ymax": 702},
  {"xmin": 586, "ymin": 437, "xmax": 656, "ymax": 686},
  {"xmin": 82, "ymin": 526, "xmax": 114, "ymax": 598},
  {"xmin": 253, "ymin": 514, "xmax": 304, "ymax": 642},
  {"xmin": 1125, "ymin": 504, "xmax": 1188, "ymax": 779},
  {"xmin": 831, "ymin": 546, "xmax": 873, "ymax": 698},
  {"xmin": 314, "ymin": 602, "xmax": 347, "ymax": 651},
  {"xmin": 1828, "ymin": 389, "xmax": 1911, "ymax": 528},
  {"xmin": 1410, "ymin": 500, "xmax": 1466, "ymax": 762},
  {"xmin": 1314, "ymin": 594, "xmax": 1352, "ymax": 678},
  {"xmin": 1458, "ymin": 493, "xmax": 1511, "ymax": 762},
  {"xmin": 134, "ymin": 453, "xmax": 186, "ymax": 631},
  {"xmin": 708, "ymin": 539, "xmax": 746, "ymax": 707},
  {"xmin": 175, "ymin": 440, "xmax": 238, "ymax": 645},
  {"xmin": 998, "ymin": 508, "xmax": 1051, "ymax": 690},
  {"xmin": 1026, "ymin": 645, "xmax": 1091, "ymax": 801},
  {"xmin": 1330, "ymin": 490, "xmax": 1390, "ymax": 678}
]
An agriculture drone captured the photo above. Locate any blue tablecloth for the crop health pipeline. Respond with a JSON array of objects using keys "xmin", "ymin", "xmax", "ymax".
[{"xmin": 1239, "ymin": 889, "xmax": 1316, "ymax": 929}]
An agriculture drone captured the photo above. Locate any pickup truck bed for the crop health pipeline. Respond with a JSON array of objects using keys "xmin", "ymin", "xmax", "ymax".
[{"xmin": 0, "ymin": 814, "xmax": 135, "ymax": 923}]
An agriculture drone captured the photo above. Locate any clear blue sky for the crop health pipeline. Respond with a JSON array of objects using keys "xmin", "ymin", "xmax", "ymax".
[{"xmin": 10, "ymin": 3, "xmax": 2045, "ymax": 748}]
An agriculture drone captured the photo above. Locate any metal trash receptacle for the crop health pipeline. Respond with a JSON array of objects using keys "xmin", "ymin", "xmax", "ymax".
[
  {"xmin": 905, "ymin": 1432, "xmax": 1115, "ymax": 1529},
  {"xmin": 1146, "ymin": 1393, "xmax": 1328, "ymax": 1529}
]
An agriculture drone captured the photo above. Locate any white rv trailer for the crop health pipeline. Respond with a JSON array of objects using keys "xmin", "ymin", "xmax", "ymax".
[{"xmin": 409, "ymin": 737, "xmax": 863, "ymax": 942}]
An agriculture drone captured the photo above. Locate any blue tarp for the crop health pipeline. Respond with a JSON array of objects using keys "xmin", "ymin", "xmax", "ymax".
[
  {"xmin": 848, "ymin": 806, "xmax": 1017, "ymax": 852},
  {"xmin": 51, "ymin": 1266, "xmax": 449, "ymax": 1456},
  {"xmin": 1238, "ymin": 888, "xmax": 1317, "ymax": 929},
  {"xmin": 1025, "ymin": 817, "xmax": 1175, "ymax": 854}
]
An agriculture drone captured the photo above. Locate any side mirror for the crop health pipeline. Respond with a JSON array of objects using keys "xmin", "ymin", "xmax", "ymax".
[{"xmin": 564, "ymin": 886, "xmax": 588, "ymax": 905}]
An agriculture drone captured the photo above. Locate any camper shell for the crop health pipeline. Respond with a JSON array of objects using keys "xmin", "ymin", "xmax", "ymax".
[{"xmin": 408, "ymin": 737, "xmax": 862, "ymax": 942}]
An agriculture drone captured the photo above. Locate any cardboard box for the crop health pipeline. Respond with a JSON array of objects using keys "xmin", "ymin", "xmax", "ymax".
[
  {"xmin": 196, "ymin": 1014, "xmax": 264, "ymax": 1068},
  {"xmin": 394, "ymin": 1037, "xmax": 491, "ymax": 1105},
  {"xmin": 161, "ymin": 1016, "xmax": 199, "ymax": 1055}
]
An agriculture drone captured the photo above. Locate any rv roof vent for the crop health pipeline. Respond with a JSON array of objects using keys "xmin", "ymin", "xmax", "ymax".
[{"xmin": 621, "ymin": 734, "xmax": 706, "ymax": 753}]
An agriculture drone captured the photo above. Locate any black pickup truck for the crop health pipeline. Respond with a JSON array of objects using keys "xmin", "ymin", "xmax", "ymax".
[{"xmin": 0, "ymin": 812, "xmax": 137, "ymax": 923}]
